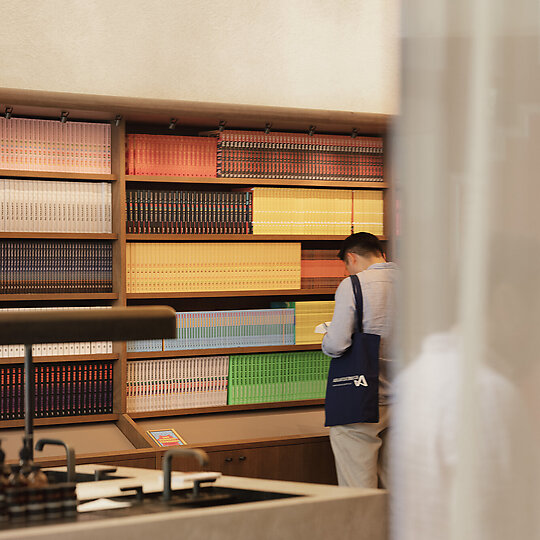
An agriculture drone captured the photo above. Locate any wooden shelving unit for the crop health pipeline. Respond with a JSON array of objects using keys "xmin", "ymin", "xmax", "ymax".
[
  {"xmin": 0, "ymin": 232, "xmax": 118, "ymax": 240},
  {"xmin": 0, "ymin": 91, "xmax": 389, "ymax": 487},
  {"xmin": 0, "ymin": 293, "xmax": 118, "ymax": 301},
  {"xmin": 126, "ymin": 344, "xmax": 323, "ymax": 360},
  {"xmin": 0, "ymin": 414, "xmax": 119, "ymax": 429},
  {"xmin": 0, "ymin": 169, "xmax": 117, "ymax": 181},
  {"xmin": 0, "ymin": 353, "xmax": 119, "ymax": 365},
  {"xmin": 128, "ymin": 399, "xmax": 326, "ymax": 418},
  {"xmin": 126, "ymin": 233, "xmax": 386, "ymax": 242},
  {"xmin": 126, "ymin": 174, "xmax": 387, "ymax": 189},
  {"xmin": 127, "ymin": 289, "xmax": 336, "ymax": 299}
]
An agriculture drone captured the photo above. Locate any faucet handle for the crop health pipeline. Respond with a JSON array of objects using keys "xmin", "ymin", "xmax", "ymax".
[
  {"xmin": 94, "ymin": 467, "xmax": 118, "ymax": 482},
  {"xmin": 120, "ymin": 485, "xmax": 144, "ymax": 503}
]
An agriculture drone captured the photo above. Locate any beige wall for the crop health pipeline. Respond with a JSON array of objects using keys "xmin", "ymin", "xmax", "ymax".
[{"xmin": 0, "ymin": 0, "xmax": 399, "ymax": 114}]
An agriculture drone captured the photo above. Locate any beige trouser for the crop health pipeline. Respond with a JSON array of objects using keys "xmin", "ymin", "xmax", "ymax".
[{"xmin": 329, "ymin": 405, "xmax": 390, "ymax": 488}]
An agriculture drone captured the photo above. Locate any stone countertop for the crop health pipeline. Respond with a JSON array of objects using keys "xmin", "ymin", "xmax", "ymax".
[{"xmin": 0, "ymin": 464, "xmax": 388, "ymax": 540}]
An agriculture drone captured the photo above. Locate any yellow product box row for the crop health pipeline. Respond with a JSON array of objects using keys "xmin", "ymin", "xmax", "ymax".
[
  {"xmin": 247, "ymin": 187, "xmax": 384, "ymax": 236},
  {"xmin": 126, "ymin": 242, "xmax": 301, "ymax": 293},
  {"xmin": 352, "ymin": 190, "xmax": 384, "ymax": 236}
]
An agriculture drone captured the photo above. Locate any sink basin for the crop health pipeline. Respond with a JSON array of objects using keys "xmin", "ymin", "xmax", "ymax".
[{"xmin": 76, "ymin": 485, "xmax": 302, "ymax": 520}]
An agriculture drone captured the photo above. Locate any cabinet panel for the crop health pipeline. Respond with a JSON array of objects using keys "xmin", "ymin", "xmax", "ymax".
[
  {"xmin": 170, "ymin": 440, "xmax": 337, "ymax": 485},
  {"xmin": 98, "ymin": 457, "xmax": 157, "ymax": 469}
]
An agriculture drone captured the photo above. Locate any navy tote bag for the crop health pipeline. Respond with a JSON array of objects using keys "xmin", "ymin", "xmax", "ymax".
[{"xmin": 324, "ymin": 274, "xmax": 380, "ymax": 426}]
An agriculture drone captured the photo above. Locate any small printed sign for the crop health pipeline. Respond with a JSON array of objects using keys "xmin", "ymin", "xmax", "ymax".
[{"xmin": 147, "ymin": 428, "xmax": 187, "ymax": 447}]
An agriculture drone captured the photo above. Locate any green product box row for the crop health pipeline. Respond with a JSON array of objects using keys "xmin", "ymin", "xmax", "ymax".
[{"xmin": 228, "ymin": 350, "xmax": 330, "ymax": 405}]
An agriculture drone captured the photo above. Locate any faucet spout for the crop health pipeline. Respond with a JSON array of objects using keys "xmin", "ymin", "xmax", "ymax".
[
  {"xmin": 162, "ymin": 448, "xmax": 209, "ymax": 502},
  {"xmin": 35, "ymin": 438, "xmax": 76, "ymax": 483}
]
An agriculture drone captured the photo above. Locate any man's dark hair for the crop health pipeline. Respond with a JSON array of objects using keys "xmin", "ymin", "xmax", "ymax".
[{"xmin": 338, "ymin": 232, "xmax": 385, "ymax": 261}]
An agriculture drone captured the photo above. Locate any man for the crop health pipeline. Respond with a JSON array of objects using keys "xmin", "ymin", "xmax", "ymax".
[{"xmin": 322, "ymin": 232, "xmax": 398, "ymax": 488}]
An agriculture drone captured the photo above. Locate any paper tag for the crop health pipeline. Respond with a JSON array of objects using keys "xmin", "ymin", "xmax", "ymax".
[
  {"xmin": 314, "ymin": 322, "xmax": 331, "ymax": 334},
  {"xmin": 77, "ymin": 498, "xmax": 132, "ymax": 513}
]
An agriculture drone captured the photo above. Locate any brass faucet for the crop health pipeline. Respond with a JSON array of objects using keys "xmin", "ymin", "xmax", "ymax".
[
  {"xmin": 162, "ymin": 448, "xmax": 209, "ymax": 502},
  {"xmin": 35, "ymin": 438, "xmax": 76, "ymax": 483}
]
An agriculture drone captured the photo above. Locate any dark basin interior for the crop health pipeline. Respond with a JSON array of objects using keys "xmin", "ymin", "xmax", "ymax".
[
  {"xmin": 44, "ymin": 470, "xmax": 128, "ymax": 483},
  {"xmin": 83, "ymin": 485, "xmax": 302, "ymax": 515},
  {"xmin": 140, "ymin": 485, "xmax": 300, "ymax": 507}
]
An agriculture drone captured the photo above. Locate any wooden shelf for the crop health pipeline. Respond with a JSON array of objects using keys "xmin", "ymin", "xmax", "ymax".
[
  {"xmin": 0, "ymin": 169, "xmax": 116, "ymax": 181},
  {"xmin": 128, "ymin": 399, "xmax": 325, "ymax": 418},
  {"xmin": 0, "ymin": 293, "xmax": 118, "ymax": 301},
  {"xmin": 126, "ymin": 174, "xmax": 387, "ymax": 189},
  {"xmin": 0, "ymin": 88, "xmax": 390, "ymax": 134},
  {"xmin": 126, "ymin": 234, "xmax": 387, "ymax": 242},
  {"xmin": 127, "ymin": 344, "xmax": 322, "ymax": 359},
  {"xmin": 127, "ymin": 289, "xmax": 336, "ymax": 299},
  {"xmin": 0, "ymin": 232, "xmax": 118, "ymax": 240},
  {"xmin": 0, "ymin": 353, "xmax": 119, "ymax": 365},
  {"xmin": 0, "ymin": 414, "xmax": 119, "ymax": 429},
  {"xmin": 0, "ymin": 91, "xmax": 389, "ymax": 439}
]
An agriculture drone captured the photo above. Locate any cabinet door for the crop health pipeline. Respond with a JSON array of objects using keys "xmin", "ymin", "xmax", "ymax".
[{"xmin": 171, "ymin": 441, "xmax": 337, "ymax": 485}]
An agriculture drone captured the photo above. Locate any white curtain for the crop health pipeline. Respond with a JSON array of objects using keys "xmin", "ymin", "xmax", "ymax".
[{"xmin": 392, "ymin": 1, "xmax": 540, "ymax": 539}]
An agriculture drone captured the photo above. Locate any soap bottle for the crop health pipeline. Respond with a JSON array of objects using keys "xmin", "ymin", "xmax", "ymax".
[
  {"xmin": 27, "ymin": 464, "xmax": 48, "ymax": 521},
  {"xmin": 27, "ymin": 464, "xmax": 48, "ymax": 487},
  {"xmin": 7, "ymin": 440, "xmax": 32, "ymax": 488},
  {"xmin": 6, "ymin": 439, "xmax": 32, "ymax": 522}
]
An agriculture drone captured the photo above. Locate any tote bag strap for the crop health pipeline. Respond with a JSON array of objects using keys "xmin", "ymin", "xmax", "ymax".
[{"xmin": 350, "ymin": 274, "xmax": 364, "ymax": 333}]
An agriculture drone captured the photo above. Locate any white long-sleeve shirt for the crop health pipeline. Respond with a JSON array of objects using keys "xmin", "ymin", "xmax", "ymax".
[{"xmin": 322, "ymin": 262, "xmax": 398, "ymax": 404}]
